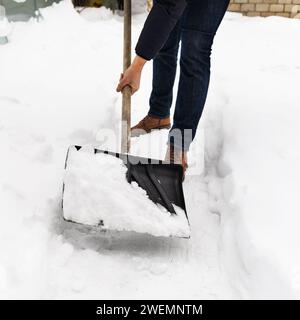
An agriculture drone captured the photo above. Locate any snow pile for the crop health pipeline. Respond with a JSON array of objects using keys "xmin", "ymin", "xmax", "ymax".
[
  {"xmin": 203, "ymin": 13, "xmax": 300, "ymax": 298},
  {"xmin": 79, "ymin": 7, "xmax": 114, "ymax": 22},
  {"xmin": 63, "ymin": 146, "xmax": 190, "ymax": 238}
]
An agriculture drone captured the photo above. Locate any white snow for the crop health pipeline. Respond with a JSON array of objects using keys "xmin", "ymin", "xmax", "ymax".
[
  {"xmin": 204, "ymin": 12, "xmax": 300, "ymax": 298},
  {"xmin": 0, "ymin": 5, "xmax": 11, "ymax": 37},
  {"xmin": 63, "ymin": 146, "xmax": 190, "ymax": 238},
  {"xmin": 0, "ymin": 0, "xmax": 300, "ymax": 299}
]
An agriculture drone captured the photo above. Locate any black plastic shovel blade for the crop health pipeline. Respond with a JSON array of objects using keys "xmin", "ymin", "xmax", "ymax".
[{"xmin": 62, "ymin": 146, "xmax": 189, "ymax": 237}]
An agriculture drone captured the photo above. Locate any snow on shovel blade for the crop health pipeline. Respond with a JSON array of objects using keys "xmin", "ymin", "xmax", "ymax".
[{"xmin": 62, "ymin": 145, "xmax": 190, "ymax": 238}]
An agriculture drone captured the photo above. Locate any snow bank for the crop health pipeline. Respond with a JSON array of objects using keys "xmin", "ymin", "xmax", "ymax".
[
  {"xmin": 63, "ymin": 146, "xmax": 190, "ymax": 238},
  {"xmin": 204, "ymin": 13, "xmax": 300, "ymax": 298}
]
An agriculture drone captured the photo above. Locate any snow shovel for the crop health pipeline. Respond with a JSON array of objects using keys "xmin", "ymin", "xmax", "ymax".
[{"xmin": 62, "ymin": 0, "xmax": 190, "ymax": 238}]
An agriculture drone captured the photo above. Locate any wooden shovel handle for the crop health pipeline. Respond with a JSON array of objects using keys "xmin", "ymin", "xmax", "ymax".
[{"xmin": 121, "ymin": 0, "xmax": 132, "ymax": 154}]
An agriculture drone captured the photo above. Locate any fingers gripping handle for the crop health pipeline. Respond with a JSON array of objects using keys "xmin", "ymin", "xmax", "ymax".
[{"xmin": 121, "ymin": 0, "xmax": 132, "ymax": 154}]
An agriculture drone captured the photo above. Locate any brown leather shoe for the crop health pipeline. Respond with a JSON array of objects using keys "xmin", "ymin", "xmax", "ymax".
[
  {"xmin": 131, "ymin": 115, "xmax": 171, "ymax": 137},
  {"xmin": 165, "ymin": 145, "xmax": 188, "ymax": 179}
]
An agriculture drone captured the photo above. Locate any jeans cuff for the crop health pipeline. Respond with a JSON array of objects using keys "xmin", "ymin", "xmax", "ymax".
[{"xmin": 148, "ymin": 111, "xmax": 170, "ymax": 119}]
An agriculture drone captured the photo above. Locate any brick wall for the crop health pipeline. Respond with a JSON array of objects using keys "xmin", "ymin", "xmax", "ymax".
[{"xmin": 228, "ymin": 0, "xmax": 300, "ymax": 18}]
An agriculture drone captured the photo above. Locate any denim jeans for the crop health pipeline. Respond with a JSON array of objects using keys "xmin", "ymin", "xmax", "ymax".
[{"xmin": 148, "ymin": 0, "xmax": 230, "ymax": 151}]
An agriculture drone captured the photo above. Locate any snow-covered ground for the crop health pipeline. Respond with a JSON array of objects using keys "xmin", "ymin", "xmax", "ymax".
[{"xmin": 0, "ymin": 0, "xmax": 300, "ymax": 299}]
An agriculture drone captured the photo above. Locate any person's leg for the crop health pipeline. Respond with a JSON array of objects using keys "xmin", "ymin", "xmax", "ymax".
[
  {"xmin": 169, "ymin": 0, "xmax": 230, "ymax": 151},
  {"xmin": 148, "ymin": 15, "xmax": 182, "ymax": 119}
]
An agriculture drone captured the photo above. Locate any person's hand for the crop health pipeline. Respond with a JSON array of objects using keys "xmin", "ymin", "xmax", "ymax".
[
  {"xmin": 117, "ymin": 65, "xmax": 141, "ymax": 95},
  {"xmin": 116, "ymin": 55, "xmax": 147, "ymax": 95}
]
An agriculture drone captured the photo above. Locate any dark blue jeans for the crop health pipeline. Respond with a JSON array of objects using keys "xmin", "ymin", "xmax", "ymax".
[{"xmin": 149, "ymin": 0, "xmax": 230, "ymax": 151}]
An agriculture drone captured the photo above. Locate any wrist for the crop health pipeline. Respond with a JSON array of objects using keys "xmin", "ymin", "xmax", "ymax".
[{"xmin": 131, "ymin": 55, "xmax": 147, "ymax": 71}]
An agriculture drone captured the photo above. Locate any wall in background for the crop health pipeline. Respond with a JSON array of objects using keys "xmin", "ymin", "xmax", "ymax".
[
  {"xmin": 228, "ymin": 0, "xmax": 300, "ymax": 18},
  {"xmin": 145, "ymin": 0, "xmax": 300, "ymax": 19}
]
